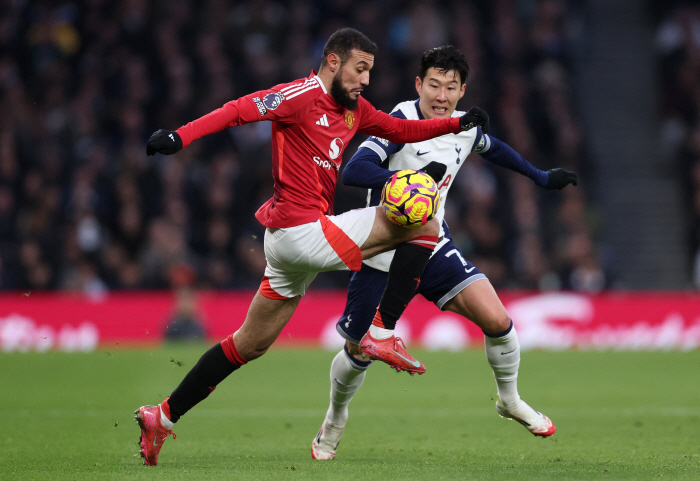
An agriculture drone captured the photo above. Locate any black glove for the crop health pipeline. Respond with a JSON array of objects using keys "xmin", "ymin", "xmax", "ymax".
[
  {"xmin": 459, "ymin": 106, "xmax": 490, "ymax": 133},
  {"xmin": 546, "ymin": 168, "xmax": 578, "ymax": 190},
  {"xmin": 146, "ymin": 129, "xmax": 183, "ymax": 156},
  {"xmin": 419, "ymin": 161, "xmax": 447, "ymax": 183}
]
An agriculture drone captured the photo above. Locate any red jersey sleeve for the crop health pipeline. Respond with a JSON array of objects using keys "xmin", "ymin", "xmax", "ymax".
[
  {"xmin": 356, "ymin": 97, "xmax": 462, "ymax": 144},
  {"xmin": 176, "ymin": 79, "xmax": 313, "ymax": 148}
]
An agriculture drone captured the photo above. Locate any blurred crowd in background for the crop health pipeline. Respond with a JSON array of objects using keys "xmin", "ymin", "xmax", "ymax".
[
  {"xmin": 656, "ymin": 2, "xmax": 700, "ymax": 288},
  {"xmin": 0, "ymin": 0, "xmax": 607, "ymax": 294}
]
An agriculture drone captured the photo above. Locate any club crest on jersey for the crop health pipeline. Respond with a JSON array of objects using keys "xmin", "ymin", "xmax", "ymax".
[
  {"xmin": 253, "ymin": 97, "xmax": 267, "ymax": 116},
  {"xmin": 263, "ymin": 92, "xmax": 284, "ymax": 110},
  {"xmin": 344, "ymin": 110, "xmax": 355, "ymax": 129}
]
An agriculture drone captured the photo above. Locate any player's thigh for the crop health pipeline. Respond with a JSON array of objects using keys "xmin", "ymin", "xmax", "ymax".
[
  {"xmin": 417, "ymin": 240, "xmax": 487, "ymax": 309},
  {"xmin": 262, "ymin": 260, "xmax": 319, "ymax": 299},
  {"xmin": 263, "ymin": 215, "xmax": 365, "ymax": 298},
  {"xmin": 360, "ymin": 206, "xmax": 440, "ymax": 259},
  {"xmin": 443, "ymin": 279, "xmax": 511, "ymax": 335},
  {"xmin": 233, "ymin": 291, "xmax": 301, "ymax": 360},
  {"xmin": 298, "ymin": 208, "xmax": 377, "ymax": 272},
  {"xmin": 416, "ymin": 240, "xmax": 510, "ymax": 334},
  {"xmin": 336, "ymin": 264, "xmax": 389, "ymax": 344},
  {"xmin": 262, "ymin": 209, "xmax": 380, "ymax": 299}
]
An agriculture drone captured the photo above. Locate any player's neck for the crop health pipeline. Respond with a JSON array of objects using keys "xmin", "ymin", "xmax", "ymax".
[
  {"xmin": 317, "ymin": 68, "xmax": 334, "ymax": 95},
  {"xmin": 418, "ymin": 103, "xmax": 431, "ymax": 120}
]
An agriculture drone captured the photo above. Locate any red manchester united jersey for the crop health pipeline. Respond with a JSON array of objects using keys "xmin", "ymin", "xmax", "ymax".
[{"xmin": 176, "ymin": 72, "xmax": 462, "ymax": 228}]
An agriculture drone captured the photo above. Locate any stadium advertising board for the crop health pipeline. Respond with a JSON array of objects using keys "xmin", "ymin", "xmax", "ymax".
[{"xmin": 1, "ymin": 291, "xmax": 699, "ymax": 352}]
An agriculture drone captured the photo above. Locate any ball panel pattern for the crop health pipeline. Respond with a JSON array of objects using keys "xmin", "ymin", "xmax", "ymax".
[{"xmin": 380, "ymin": 169, "xmax": 441, "ymax": 228}]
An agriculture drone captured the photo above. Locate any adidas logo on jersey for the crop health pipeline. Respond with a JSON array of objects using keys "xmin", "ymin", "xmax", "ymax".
[{"xmin": 316, "ymin": 114, "xmax": 329, "ymax": 127}]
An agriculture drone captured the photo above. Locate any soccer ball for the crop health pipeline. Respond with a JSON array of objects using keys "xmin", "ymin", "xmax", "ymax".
[{"xmin": 381, "ymin": 169, "xmax": 441, "ymax": 228}]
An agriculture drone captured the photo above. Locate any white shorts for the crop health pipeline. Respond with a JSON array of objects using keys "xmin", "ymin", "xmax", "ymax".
[{"xmin": 260, "ymin": 208, "xmax": 377, "ymax": 299}]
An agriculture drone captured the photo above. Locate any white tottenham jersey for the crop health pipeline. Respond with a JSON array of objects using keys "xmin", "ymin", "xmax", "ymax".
[{"xmin": 360, "ymin": 99, "xmax": 490, "ymax": 272}]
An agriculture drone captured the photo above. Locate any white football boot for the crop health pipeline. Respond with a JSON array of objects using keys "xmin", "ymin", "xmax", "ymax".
[
  {"xmin": 496, "ymin": 397, "xmax": 556, "ymax": 437},
  {"xmin": 311, "ymin": 419, "xmax": 345, "ymax": 460}
]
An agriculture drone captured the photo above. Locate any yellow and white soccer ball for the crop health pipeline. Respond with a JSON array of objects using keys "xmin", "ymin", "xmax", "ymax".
[{"xmin": 380, "ymin": 169, "xmax": 441, "ymax": 228}]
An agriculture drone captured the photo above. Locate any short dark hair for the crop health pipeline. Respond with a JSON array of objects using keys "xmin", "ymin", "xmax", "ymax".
[
  {"xmin": 418, "ymin": 45, "xmax": 469, "ymax": 85},
  {"xmin": 321, "ymin": 28, "xmax": 378, "ymax": 68}
]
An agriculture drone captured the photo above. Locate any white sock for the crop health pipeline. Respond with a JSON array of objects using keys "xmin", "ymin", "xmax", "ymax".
[
  {"xmin": 159, "ymin": 406, "xmax": 174, "ymax": 430},
  {"xmin": 369, "ymin": 324, "xmax": 393, "ymax": 340},
  {"xmin": 483, "ymin": 323, "xmax": 521, "ymax": 408},
  {"xmin": 326, "ymin": 348, "xmax": 370, "ymax": 426}
]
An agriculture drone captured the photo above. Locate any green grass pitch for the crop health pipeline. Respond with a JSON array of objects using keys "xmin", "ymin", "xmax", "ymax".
[{"xmin": 1, "ymin": 345, "xmax": 698, "ymax": 480}]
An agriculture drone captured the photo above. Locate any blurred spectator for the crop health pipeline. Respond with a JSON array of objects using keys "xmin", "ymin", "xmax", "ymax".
[
  {"xmin": 0, "ymin": 0, "xmax": 601, "ymax": 292},
  {"xmin": 164, "ymin": 264, "xmax": 206, "ymax": 341},
  {"xmin": 656, "ymin": 2, "xmax": 700, "ymax": 287}
]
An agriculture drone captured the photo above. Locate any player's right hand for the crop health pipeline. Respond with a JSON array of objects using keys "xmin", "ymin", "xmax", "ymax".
[
  {"xmin": 146, "ymin": 129, "xmax": 183, "ymax": 156},
  {"xmin": 459, "ymin": 106, "xmax": 490, "ymax": 133},
  {"xmin": 419, "ymin": 161, "xmax": 447, "ymax": 183},
  {"xmin": 545, "ymin": 168, "xmax": 578, "ymax": 189}
]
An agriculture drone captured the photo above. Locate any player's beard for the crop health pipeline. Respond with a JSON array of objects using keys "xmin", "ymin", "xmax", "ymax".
[{"xmin": 330, "ymin": 70, "xmax": 359, "ymax": 110}]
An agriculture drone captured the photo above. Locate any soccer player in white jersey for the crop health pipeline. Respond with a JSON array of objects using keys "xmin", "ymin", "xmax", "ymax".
[
  {"xmin": 135, "ymin": 29, "xmax": 491, "ymax": 466},
  {"xmin": 311, "ymin": 45, "xmax": 578, "ymax": 459}
]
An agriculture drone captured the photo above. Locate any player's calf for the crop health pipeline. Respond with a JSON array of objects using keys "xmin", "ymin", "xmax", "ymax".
[{"xmin": 312, "ymin": 345, "xmax": 371, "ymax": 460}]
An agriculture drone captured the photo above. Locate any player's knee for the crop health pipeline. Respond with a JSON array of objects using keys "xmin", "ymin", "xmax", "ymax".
[
  {"xmin": 397, "ymin": 216, "xmax": 439, "ymax": 244},
  {"xmin": 416, "ymin": 216, "xmax": 439, "ymax": 237},
  {"xmin": 481, "ymin": 311, "xmax": 512, "ymax": 336}
]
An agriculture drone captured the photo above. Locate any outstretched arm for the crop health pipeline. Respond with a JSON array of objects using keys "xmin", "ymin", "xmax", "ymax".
[
  {"xmin": 147, "ymin": 82, "xmax": 309, "ymax": 155},
  {"xmin": 357, "ymin": 100, "xmax": 490, "ymax": 144},
  {"xmin": 477, "ymin": 132, "xmax": 577, "ymax": 189},
  {"xmin": 146, "ymin": 95, "xmax": 265, "ymax": 155}
]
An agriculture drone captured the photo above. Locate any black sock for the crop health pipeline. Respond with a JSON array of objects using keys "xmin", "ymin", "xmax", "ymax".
[
  {"xmin": 166, "ymin": 343, "xmax": 239, "ymax": 422},
  {"xmin": 374, "ymin": 236, "xmax": 437, "ymax": 330}
]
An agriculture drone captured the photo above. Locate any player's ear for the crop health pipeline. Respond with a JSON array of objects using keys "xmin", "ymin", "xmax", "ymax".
[
  {"xmin": 415, "ymin": 76, "xmax": 422, "ymax": 95},
  {"xmin": 459, "ymin": 82, "xmax": 466, "ymax": 98},
  {"xmin": 327, "ymin": 53, "xmax": 341, "ymax": 72}
]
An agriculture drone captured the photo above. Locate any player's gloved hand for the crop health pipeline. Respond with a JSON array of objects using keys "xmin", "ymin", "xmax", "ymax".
[
  {"xmin": 545, "ymin": 168, "xmax": 578, "ymax": 190},
  {"xmin": 419, "ymin": 161, "xmax": 447, "ymax": 183},
  {"xmin": 146, "ymin": 129, "xmax": 183, "ymax": 156},
  {"xmin": 459, "ymin": 106, "xmax": 490, "ymax": 133}
]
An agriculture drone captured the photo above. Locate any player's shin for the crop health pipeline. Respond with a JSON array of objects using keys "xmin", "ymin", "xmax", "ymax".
[
  {"xmin": 483, "ymin": 320, "xmax": 521, "ymax": 407},
  {"xmin": 370, "ymin": 235, "xmax": 439, "ymax": 337},
  {"xmin": 163, "ymin": 335, "xmax": 248, "ymax": 424},
  {"xmin": 314, "ymin": 344, "xmax": 372, "ymax": 459},
  {"xmin": 327, "ymin": 344, "xmax": 372, "ymax": 425}
]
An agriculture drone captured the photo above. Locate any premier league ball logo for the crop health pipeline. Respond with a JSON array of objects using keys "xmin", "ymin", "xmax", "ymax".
[{"xmin": 263, "ymin": 92, "xmax": 284, "ymax": 110}]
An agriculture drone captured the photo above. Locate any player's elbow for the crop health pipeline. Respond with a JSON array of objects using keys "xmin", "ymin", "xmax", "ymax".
[{"xmin": 341, "ymin": 166, "xmax": 360, "ymax": 186}]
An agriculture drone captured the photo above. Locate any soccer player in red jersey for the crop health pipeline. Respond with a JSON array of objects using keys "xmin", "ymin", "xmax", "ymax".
[{"xmin": 136, "ymin": 28, "xmax": 488, "ymax": 465}]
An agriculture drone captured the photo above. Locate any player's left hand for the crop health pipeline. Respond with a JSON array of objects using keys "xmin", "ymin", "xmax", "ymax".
[
  {"xmin": 546, "ymin": 168, "xmax": 578, "ymax": 189},
  {"xmin": 419, "ymin": 161, "xmax": 447, "ymax": 183},
  {"xmin": 459, "ymin": 107, "xmax": 490, "ymax": 133},
  {"xmin": 146, "ymin": 129, "xmax": 183, "ymax": 156}
]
